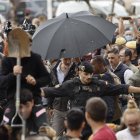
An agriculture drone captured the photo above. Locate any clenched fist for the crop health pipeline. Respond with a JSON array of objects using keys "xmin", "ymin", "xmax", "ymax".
[{"xmin": 26, "ymin": 74, "xmax": 36, "ymax": 86}]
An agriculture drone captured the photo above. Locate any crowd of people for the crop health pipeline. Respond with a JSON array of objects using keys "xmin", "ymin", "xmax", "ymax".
[{"xmin": 0, "ymin": 13, "xmax": 140, "ymax": 140}]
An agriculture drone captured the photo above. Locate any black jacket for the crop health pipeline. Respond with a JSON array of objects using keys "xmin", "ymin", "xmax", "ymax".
[
  {"xmin": 94, "ymin": 72, "xmax": 116, "ymax": 122},
  {"xmin": 48, "ymin": 61, "xmax": 76, "ymax": 111},
  {"xmin": 50, "ymin": 60, "xmax": 76, "ymax": 86},
  {"xmin": 43, "ymin": 77, "xmax": 129, "ymax": 108},
  {"xmin": 27, "ymin": 105, "xmax": 47, "ymax": 134},
  {"xmin": 0, "ymin": 52, "xmax": 51, "ymax": 104}
]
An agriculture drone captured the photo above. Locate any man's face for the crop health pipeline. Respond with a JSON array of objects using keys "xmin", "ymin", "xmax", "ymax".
[
  {"xmin": 125, "ymin": 113, "xmax": 140, "ymax": 136},
  {"xmin": 79, "ymin": 71, "xmax": 93, "ymax": 84},
  {"xmin": 107, "ymin": 53, "xmax": 120, "ymax": 67},
  {"xmin": 119, "ymin": 49, "xmax": 126, "ymax": 63},
  {"xmin": 62, "ymin": 58, "xmax": 72, "ymax": 66},
  {"xmin": 19, "ymin": 101, "xmax": 34, "ymax": 120}
]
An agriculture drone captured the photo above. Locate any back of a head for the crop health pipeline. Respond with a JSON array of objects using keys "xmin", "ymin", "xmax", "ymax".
[
  {"xmin": 66, "ymin": 108, "xmax": 85, "ymax": 131},
  {"xmin": 90, "ymin": 55, "xmax": 107, "ymax": 74},
  {"xmin": 91, "ymin": 55, "xmax": 107, "ymax": 66},
  {"xmin": 86, "ymin": 97, "xmax": 107, "ymax": 122}
]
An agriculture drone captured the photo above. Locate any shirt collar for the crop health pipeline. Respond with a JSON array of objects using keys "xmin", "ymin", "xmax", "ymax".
[
  {"xmin": 56, "ymin": 62, "xmax": 73, "ymax": 73},
  {"xmin": 111, "ymin": 61, "xmax": 121, "ymax": 72},
  {"xmin": 56, "ymin": 62, "xmax": 62, "ymax": 72}
]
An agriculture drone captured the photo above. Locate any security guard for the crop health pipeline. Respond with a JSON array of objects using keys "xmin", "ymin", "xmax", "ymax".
[
  {"xmin": 41, "ymin": 61, "xmax": 140, "ymax": 108},
  {"xmin": 41, "ymin": 61, "xmax": 140, "ymax": 139}
]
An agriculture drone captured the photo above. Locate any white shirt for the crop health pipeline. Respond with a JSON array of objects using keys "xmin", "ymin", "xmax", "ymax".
[
  {"xmin": 116, "ymin": 128, "xmax": 140, "ymax": 140},
  {"xmin": 56, "ymin": 63, "xmax": 65, "ymax": 84},
  {"xmin": 124, "ymin": 69, "xmax": 134, "ymax": 84}
]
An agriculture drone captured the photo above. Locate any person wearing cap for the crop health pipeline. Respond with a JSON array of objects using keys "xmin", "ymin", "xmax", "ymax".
[
  {"xmin": 126, "ymin": 41, "xmax": 139, "ymax": 66},
  {"xmin": 40, "ymin": 61, "xmax": 140, "ymax": 138},
  {"xmin": 115, "ymin": 37, "xmax": 126, "ymax": 51},
  {"xmin": 40, "ymin": 61, "xmax": 140, "ymax": 107}
]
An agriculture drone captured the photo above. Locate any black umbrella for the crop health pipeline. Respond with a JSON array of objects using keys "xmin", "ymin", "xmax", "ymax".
[{"xmin": 32, "ymin": 11, "xmax": 116, "ymax": 59}]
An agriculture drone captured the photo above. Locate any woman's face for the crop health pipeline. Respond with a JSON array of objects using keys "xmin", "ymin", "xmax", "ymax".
[{"xmin": 125, "ymin": 113, "xmax": 140, "ymax": 136}]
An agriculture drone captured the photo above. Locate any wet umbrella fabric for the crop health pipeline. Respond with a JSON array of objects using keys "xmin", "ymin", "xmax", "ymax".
[{"xmin": 32, "ymin": 11, "xmax": 116, "ymax": 59}]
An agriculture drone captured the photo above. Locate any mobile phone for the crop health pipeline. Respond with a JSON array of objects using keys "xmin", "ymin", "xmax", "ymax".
[{"xmin": 122, "ymin": 16, "xmax": 131, "ymax": 20}]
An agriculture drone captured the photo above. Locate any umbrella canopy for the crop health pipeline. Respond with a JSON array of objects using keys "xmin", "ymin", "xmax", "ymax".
[
  {"xmin": 32, "ymin": 11, "xmax": 116, "ymax": 59},
  {"xmin": 55, "ymin": 1, "xmax": 90, "ymax": 16}
]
